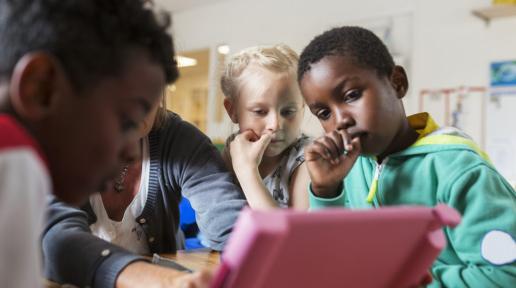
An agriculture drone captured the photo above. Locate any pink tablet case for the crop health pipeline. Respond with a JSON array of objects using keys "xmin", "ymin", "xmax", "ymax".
[{"xmin": 210, "ymin": 204, "xmax": 460, "ymax": 288}]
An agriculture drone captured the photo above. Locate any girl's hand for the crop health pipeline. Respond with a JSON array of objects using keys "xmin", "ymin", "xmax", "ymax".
[
  {"xmin": 229, "ymin": 130, "xmax": 272, "ymax": 172},
  {"xmin": 116, "ymin": 262, "xmax": 214, "ymax": 288},
  {"xmin": 172, "ymin": 269, "xmax": 214, "ymax": 288},
  {"xmin": 304, "ymin": 129, "xmax": 361, "ymax": 198},
  {"xmin": 228, "ymin": 130, "xmax": 278, "ymax": 210}
]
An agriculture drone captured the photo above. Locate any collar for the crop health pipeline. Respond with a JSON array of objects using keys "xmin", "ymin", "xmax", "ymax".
[{"xmin": 407, "ymin": 112, "xmax": 439, "ymax": 140}]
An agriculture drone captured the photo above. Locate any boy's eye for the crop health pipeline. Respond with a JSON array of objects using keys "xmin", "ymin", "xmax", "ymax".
[
  {"xmin": 316, "ymin": 109, "xmax": 331, "ymax": 121},
  {"xmin": 344, "ymin": 89, "xmax": 362, "ymax": 103}
]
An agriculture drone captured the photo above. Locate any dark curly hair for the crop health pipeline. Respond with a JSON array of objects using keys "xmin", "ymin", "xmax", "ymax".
[
  {"xmin": 298, "ymin": 26, "xmax": 394, "ymax": 82},
  {"xmin": 0, "ymin": 0, "xmax": 178, "ymax": 91}
]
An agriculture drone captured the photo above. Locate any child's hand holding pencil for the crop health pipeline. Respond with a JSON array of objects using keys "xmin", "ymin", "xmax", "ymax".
[{"xmin": 304, "ymin": 129, "xmax": 361, "ymax": 198}]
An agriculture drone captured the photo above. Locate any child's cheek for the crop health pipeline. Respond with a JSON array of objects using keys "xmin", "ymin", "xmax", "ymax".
[{"xmin": 239, "ymin": 119, "xmax": 265, "ymax": 137}]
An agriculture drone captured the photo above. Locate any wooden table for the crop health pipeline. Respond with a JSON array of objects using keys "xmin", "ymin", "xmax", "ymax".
[{"xmin": 161, "ymin": 249, "xmax": 221, "ymax": 271}]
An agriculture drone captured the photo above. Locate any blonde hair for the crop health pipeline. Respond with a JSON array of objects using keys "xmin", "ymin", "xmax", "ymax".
[
  {"xmin": 220, "ymin": 44, "xmax": 299, "ymax": 101},
  {"xmin": 153, "ymin": 90, "xmax": 168, "ymax": 130}
]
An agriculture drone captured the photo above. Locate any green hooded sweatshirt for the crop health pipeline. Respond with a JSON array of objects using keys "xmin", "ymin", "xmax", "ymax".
[{"xmin": 310, "ymin": 113, "xmax": 516, "ymax": 287}]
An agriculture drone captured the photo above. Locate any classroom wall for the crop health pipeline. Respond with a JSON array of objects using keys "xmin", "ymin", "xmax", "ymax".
[
  {"xmin": 160, "ymin": 0, "xmax": 516, "ymax": 182},
  {"xmin": 165, "ymin": 0, "xmax": 417, "ymax": 139}
]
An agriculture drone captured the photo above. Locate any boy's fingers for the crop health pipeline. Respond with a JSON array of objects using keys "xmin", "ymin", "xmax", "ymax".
[
  {"xmin": 313, "ymin": 139, "xmax": 332, "ymax": 160},
  {"xmin": 305, "ymin": 141, "xmax": 332, "ymax": 161},
  {"xmin": 350, "ymin": 135, "xmax": 362, "ymax": 154},
  {"xmin": 335, "ymin": 136, "xmax": 361, "ymax": 166},
  {"xmin": 320, "ymin": 135, "xmax": 341, "ymax": 159},
  {"xmin": 329, "ymin": 130, "xmax": 345, "ymax": 152},
  {"xmin": 344, "ymin": 136, "xmax": 362, "ymax": 160},
  {"xmin": 338, "ymin": 129, "xmax": 353, "ymax": 152},
  {"xmin": 327, "ymin": 130, "xmax": 346, "ymax": 156},
  {"xmin": 339, "ymin": 130, "xmax": 363, "ymax": 153}
]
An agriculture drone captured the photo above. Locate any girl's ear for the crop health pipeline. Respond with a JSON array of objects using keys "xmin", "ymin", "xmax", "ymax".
[
  {"xmin": 9, "ymin": 53, "xmax": 58, "ymax": 120},
  {"xmin": 224, "ymin": 98, "xmax": 238, "ymax": 123},
  {"xmin": 390, "ymin": 65, "xmax": 409, "ymax": 99}
]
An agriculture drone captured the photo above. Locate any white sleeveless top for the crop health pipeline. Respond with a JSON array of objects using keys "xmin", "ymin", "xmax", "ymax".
[{"xmin": 89, "ymin": 137, "xmax": 150, "ymax": 255}]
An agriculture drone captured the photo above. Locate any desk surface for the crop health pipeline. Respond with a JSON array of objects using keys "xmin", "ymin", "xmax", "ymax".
[{"xmin": 161, "ymin": 249, "xmax": 221, "ymax": 271}]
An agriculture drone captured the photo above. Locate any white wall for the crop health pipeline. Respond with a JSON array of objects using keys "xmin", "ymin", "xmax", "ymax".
[
  {"xmin": 161, "ymin": 0, "xmax": 516, "ymax": 182},
  {"xmin": 165, "ymin": 0, "xmax": 417, "ymax": 138}
]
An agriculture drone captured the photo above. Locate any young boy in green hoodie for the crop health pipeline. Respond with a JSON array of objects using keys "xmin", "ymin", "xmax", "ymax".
[{"xmin": 298, "ymin": 26, "xmax": 516, "ymax": 287}]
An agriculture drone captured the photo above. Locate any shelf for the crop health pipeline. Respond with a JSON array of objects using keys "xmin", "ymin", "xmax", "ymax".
[{"xmin": 472, "ymin": 4, "xmax": 516, "ymax": 24}]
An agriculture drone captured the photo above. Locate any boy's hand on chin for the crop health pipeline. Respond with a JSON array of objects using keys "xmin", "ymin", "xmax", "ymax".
[
  {"xmin": 230, "ymin": 130, "xmax": 272, "ymax": 170},
  {"xmin": 304, "ymin": 130, "xmax": 361, "ymax": 198}
]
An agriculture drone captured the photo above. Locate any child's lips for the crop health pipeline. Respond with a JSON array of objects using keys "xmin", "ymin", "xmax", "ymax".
[{"xmin": 349, "ymin": 131, "xmax": 367, "ymax": 139}]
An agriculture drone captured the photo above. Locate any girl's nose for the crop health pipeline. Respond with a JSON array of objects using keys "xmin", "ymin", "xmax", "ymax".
[
  {"xmin": 266, "ymin": 112, "xmax": 281, "ymax": 132},
  {"xmin": 120, "ymin": 137, "xmax": 140, "ymax": 164}
]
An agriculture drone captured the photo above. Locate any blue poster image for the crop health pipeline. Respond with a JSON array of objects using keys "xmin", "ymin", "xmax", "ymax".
[{"xmin": 491, "ymin": 60, "xmax": 516, "ymax": 87}]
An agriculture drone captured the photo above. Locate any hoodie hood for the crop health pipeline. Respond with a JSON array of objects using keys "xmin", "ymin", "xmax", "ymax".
[{"xmin": 390, "ymin": 113, "xmax": 490, "ymax": 163}]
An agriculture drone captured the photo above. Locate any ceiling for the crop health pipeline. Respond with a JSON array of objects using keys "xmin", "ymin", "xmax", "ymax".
[{"xmin": 155, "ymin": 0, "xmax": 228, "ymax": 12}]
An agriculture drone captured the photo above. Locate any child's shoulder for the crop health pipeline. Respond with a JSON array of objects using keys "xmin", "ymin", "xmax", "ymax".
[
  {"xmin": 0, "ymin": 114, "xmax": 44, "ymax": 160},
  {"xmin": 156, "ymin": 111, "xmax": 212, "ymax": 145},
  {"xmin": 284, "ymin": 134, "xmax": 312, "ymax": 168},
  {"xmin": 292, "ymin": 134, "xmax": 312, "ymax": 152}
]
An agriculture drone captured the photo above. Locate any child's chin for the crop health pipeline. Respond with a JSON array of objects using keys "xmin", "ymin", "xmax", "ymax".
[{"xmin": 263, "ymin": 146, "xmax": 285, "ymax": 158}]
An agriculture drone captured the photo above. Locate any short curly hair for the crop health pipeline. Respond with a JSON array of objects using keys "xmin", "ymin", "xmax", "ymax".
[
  {"xmin": 298, "ymin": 26, "xmax": 394, "ymax": 82},
  {"xmin": 0, "ymin": 0, "xmax": 179, "ymax": 91}
]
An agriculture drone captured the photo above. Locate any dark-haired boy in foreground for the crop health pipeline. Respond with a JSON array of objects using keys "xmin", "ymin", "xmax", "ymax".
[{"xmin": 0, "ymin": 0, "xmax": 211, "ymax": 287}]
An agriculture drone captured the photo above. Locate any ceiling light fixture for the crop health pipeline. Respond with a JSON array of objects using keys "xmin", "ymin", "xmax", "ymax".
[
  {"xmin": 177, "ymin": 56, "xmax": 197, "ymax": 67},
  {"xmin": 217, "ymin": 45, "xmax": 230, "ymax": 55}
]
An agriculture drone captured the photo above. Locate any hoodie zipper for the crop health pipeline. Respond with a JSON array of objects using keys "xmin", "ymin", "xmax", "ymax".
[{"xmin": 366, "ymin": 158, "xmax": 389, "ymax": 206}]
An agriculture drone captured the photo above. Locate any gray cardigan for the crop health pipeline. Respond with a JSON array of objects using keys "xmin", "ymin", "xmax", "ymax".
[{"xmin": 42, "ymin": 112, "xmax": 246, "ymax": 287}]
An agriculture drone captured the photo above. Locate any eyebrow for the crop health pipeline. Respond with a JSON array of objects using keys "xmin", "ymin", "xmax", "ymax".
[
  {"xmin": 132, "ymin": 98, "xmax": 151, "ymax": 113},
  {"xmin": 307, "ymin": 76, "xmax": 361, "ymax": 111},
  {"xmin": 308, "ymin": 102, "xmax": 326, "ymax": 111},
  {"xmin": 331, "ymin": 75, "xmax": 359, "ymax": 95},
  {"xmin": 283, "ymin": 101, "xmax": 301, "ymax": 107}
]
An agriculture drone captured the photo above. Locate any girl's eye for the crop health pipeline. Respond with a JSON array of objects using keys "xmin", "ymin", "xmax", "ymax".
[
  {"xmin": 120, "ymin": 115, "xmax": 138, "ymax": 132},
  {"xmin": 281, "ymin": 108, "xmax": 297, "ymax": 117},
  {"xmin": 344, "ymin": 89, "xmax": 362, "ymax": 103},
  {"xmin": 252, "ymin": 109, "xmax": 267, "ymax": 116},
  {"xmin": 316, "ymin": 109, "xmax": 331, "ymax": 121}
]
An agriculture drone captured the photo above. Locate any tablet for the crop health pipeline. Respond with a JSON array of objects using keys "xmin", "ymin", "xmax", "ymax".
[{"xmin": 210, "ymin": 204, "xmax": 460, "ymax": 288}]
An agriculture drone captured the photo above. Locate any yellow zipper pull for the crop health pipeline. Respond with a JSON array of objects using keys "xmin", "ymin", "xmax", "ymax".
[{"xmin": 366, "ymin": 167, "xmax": 379, "ymax": 203}]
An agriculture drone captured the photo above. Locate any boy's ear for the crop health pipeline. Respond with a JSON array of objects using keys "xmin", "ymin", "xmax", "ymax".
[
  {"xmin": 223, "ymin": 98, "xmax": 238, "ymax": 123},
  {"xmin": 9, "ymin": 53, "xmax": 58, "ymax": 120},
  {"xmin": 390, "ymin": 65, "xmax": 409, "ymax": 99}
]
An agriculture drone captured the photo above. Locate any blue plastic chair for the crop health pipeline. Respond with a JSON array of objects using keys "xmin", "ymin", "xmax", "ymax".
[{"xmin": 179, "ymin": 197, "xmax": 206, "ymax": 249}]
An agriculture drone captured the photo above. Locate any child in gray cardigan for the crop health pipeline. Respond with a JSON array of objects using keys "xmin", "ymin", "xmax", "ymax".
[{"xmin": 43, "ymin": 112, "xmax": 246, "ymax": 287}]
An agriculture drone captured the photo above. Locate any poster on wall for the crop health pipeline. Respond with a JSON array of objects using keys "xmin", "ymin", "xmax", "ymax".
[
  {"xmin": 486, "ymin": 60, "xmax": 516, "ymax": 187},
  {"xmin": 490, "ymin": 60, "xmax": 516, "ymax": 96}
]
